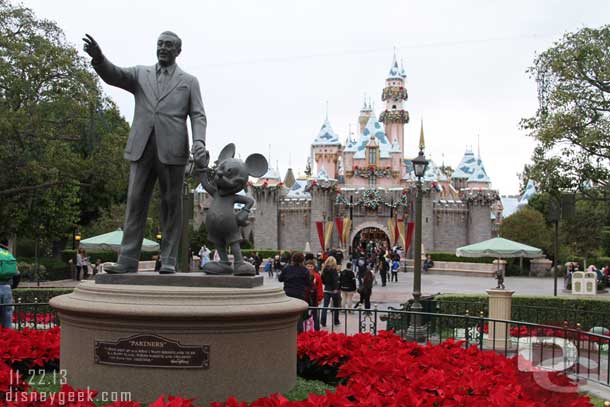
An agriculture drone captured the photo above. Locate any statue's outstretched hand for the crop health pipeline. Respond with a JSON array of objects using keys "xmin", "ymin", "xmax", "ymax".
[
  {"xmin": 82, "ymin": 34, "xmax": 102, "ymax": 61},
  {"xmin": 192, "ymin": 141, "xmax": 210, "ymax": 169}
]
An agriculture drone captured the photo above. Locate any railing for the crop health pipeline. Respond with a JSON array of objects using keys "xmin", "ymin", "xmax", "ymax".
[
  {"xmin": 429, "ymin": 299, "xmax": 610, "ymax": 331},
  {"xmin": 4, "ymin": 300, "xmax": 610, "ymax": 388},
  {"xmin": 0, "ymin": 300, "xmax": 59, "ymax": 330},
  {"xmin": 308, "ymin": 305, "xmax": 610, "ymax": 388}
]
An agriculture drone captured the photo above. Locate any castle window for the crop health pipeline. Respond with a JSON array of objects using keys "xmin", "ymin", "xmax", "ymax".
[
  {"xmin": 369, "ymin": 149, "xmax": 377, "ymax": 165},
  {"xmin": 369, "ymin": 175, "xmax": 376, "ymax": 188}
]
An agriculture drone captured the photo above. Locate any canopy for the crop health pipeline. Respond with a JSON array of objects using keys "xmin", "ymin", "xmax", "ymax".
[
  {"xmin": 456, "ymin": 237, "xmax": 543, "ymax": 259},
  {"xmin": 79, "ymin": 229, "xmax": 160, "ymax": 252}
]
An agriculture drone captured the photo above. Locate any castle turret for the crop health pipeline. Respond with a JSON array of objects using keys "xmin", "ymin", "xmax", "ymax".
[
  {"xmin": 312, "ymin": 118, "xmax": 341, "ymax": 179},
  {"xmin": 358, "ymin": 98, "xmax": 373, "ymax": 134},
  {"xmin": 379, "ymin": 54, "xmax": 409, "ymax": 154}
]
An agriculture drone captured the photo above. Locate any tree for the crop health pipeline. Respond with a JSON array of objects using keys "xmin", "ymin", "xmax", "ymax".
[
  {"xmin": 521, "ymin": 25, "xmax": 610, "ymax": 202},
  {"xmin": 561, "ymin": 201, "xmax": 605, "ymax": 263},
  {"xmin": 0, "ymin": 1, "xmax": 129, "ymax": 244},
  {"xmin": 500, "ymin": 207, "xmax": 552, "ymax": 255}
]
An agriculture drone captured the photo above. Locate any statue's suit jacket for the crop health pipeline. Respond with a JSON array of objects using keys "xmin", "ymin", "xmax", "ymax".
[{"xmin": 93, "ymin": 57, "xmax": 206, "ymax": 165}]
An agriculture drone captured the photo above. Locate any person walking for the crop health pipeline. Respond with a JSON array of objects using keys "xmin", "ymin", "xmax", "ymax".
[
  {"xmin": 75, "ymin": 249, "xmax": 83, "ymax": 281},
  {"xmin": 339, "ymin": 262, "xmax": 357, "ymax": 311},
  {"xmin": 253, "ymin": 252, "xmax": 262, "ymax": 275},
  {"xmin": 82, "ymin": 31, "xmax": 208, "ymax": 274},
  {"xmin": 198, "ymin": 245, "xmax": 211, "ymax": 269},
  {"xmin": 0, "ymin": 248, "xmax": 18, "ymax": 328},
  {"xmin": 320, "ymin": 256, "xmax": 341, "ymax": 327},
  {"xmin": 278, "ymin": 252, "xmax": 311, "ymax": 333},
  {"xmin": 391, "ymin": 257, "xmax": 400, "ymax": 282},
  {"xmin": 378, "ymin": 253, "xmax": 388, "ymax": 287},
  {"xmin": 358, "ymin": 266, "xmax": 374, "ymax": 310},
  {"xmin": 273, "ymin": 255, "xmax": 283, "ymax": 278},
  {"xmin": 305, "ymin": 260, "xmax": 324, "ymax": 331}
]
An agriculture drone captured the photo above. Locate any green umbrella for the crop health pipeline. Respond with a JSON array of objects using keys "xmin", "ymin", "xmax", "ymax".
[
  {"xmin": 456, "ymin": 237, "xmax": 543, "ymax": 289},
  {"xmin": 79, "ymin": 229, "xmax": 159, "ymax": 252},
  {"xmin": 456, "ymin": 237, "xmax": 543, "ymax": 259}
]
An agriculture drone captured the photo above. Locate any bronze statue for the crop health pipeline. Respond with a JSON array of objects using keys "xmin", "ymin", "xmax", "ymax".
[
  {"xmin": 199, "ymin": 144, "xmax": 267, "ymax": 276},
  {"xmin": 83, "ymin": 32, "xmax": 209, "ymax": 274}
]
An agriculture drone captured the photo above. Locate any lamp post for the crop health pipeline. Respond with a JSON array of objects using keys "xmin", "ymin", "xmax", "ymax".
[
  {"xmin": 73, "ymin": 228, "xmax": 81, "ymax": 250},
  {"xmin": 155, "ymin": 228, "xmax": 162, "ymax": 242},
  {"xmin": 406, "ymin": 149, "xmax": 428, "ymax": 342}
]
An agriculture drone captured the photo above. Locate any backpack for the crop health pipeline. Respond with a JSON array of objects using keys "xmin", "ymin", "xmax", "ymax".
[{"xmin": 0, "ymin": 248, "xmax": 18, "ymax": 280}]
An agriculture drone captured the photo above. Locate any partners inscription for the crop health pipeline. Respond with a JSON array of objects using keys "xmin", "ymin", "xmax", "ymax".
[{"xmin": 94, "ymin": 334, "xmax": 209, "ymax": 369}]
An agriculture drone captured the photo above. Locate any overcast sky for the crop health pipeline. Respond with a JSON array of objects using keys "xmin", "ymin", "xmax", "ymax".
[{"xmin": 20, "ymin": 0, "xmax": 610, "ymax": 194}]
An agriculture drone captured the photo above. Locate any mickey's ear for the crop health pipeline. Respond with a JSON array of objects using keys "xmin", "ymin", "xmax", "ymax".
[
  {"xmin": 217, "ymin": 143, "xmax": 236, "ymax": 161},
  {"xmin": 245, "ymin": 153, "xmax": 268, "ymax": 177}
]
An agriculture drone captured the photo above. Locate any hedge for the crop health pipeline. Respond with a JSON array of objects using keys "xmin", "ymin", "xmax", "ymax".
[
  {"xmin": 434, "ymin": 294, "xmax": 610, "ymax": 330},
  {"xmin": 12, "ymin": 288, "xmax": 74, "ymax": 303},
  {"xmin": 430, "ymin": 252, "xmax": 493, "ymax": 264},
  {"xmin": 16, "ymin": 257, "xmax": 69, "ymax": 281},
  {"xmin": 61, "ymin": 250, "xmax": 160, "ymax": 264}
]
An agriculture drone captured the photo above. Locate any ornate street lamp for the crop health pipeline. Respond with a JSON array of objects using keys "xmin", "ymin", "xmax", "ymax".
[
  {"xmin": 155, "ymin": 228, "xmax": 162, "ymax": 241},
  {"xmin": 406, "ymin": 149, "xmax": 428, "ymax": 342}
]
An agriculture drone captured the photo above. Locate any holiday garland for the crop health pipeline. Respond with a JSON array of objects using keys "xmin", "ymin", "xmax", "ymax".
[
  {"xmin": 459, "ymin": 188, "xmax": 500, "ymax": 205},
  {"xmin": 381, "ymin": 86, "xmax": 408, "ymax": 102},
  {"xmin": 335, "ymin": 189, "xmax": 410, "ymax": 210},
  {"xmin": 353, "ymin": 165, "xmax": 392, "ymax": 178},
  {"xmin": 379, "ymin": 109, "xmax": 410, "ymax": 123}
]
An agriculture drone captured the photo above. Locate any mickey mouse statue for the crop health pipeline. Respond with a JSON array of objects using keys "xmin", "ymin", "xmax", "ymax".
[{"xmin": 197, "ymin": 143, "xmax": 268, "ymax": 276}]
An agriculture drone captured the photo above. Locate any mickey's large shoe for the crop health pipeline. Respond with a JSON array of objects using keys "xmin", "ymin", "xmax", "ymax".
[{"xmin": 202, "ymin": 261, "xmax": 233, "ymax": 275}]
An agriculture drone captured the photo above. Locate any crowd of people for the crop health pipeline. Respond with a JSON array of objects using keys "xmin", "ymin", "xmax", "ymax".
[{"xmin": 264, "ymin": 242, "xmax": 404, "ymax": 332}]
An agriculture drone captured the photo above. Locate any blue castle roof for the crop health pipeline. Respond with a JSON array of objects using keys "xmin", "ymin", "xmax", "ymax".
[
  {"xmin": 312, "ymin": 119, "xmax": 341, "ymax": 146},
  {"xmin": 452, "ymin": 149, "xmax": 477, "ymax": 179},
  {"xmin": 344, "ymin": 116, "xmax": 395, "ymax": 159}
]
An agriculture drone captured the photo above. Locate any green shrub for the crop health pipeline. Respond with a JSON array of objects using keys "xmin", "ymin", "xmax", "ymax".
[
  {"xmin": 61, "ymin": 250, "xmax": 160, "ymax": 264},
  {"xmin": 17, "ymin": 257, "xmax": 69, "ymax": 281},
  {"xmin": 16, "ymin": 262, "xmax": 47, "ymax": 282},
  {"xmin": 241, "ymin": 249, "xmax": 281, "ymax": 259},
  {"xmin": 434, "ymin": 294, "xmax": 610, "ymax": 330},
  {"xmin": 12, "ymin": 288, "xmax": 74, "ymax": 303}
]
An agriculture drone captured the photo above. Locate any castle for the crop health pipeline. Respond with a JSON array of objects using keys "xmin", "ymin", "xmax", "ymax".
[{"xmin": 194, "ymin": 55, "xmax": 500, "ymax": 255}]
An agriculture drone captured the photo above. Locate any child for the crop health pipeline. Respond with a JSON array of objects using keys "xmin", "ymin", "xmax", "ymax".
[{"xmin": 391, "ymin": 258, "xmax": 400, "ymax": 282}]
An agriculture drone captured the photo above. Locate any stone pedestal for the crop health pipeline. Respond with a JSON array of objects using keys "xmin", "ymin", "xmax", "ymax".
[
  {"xmin": 50, "ymin": 276, "xmax": 307, "ymax": 405},
  {"xmin": 485, "ymin": 289, "xmax": 515, "ymax": 350}
]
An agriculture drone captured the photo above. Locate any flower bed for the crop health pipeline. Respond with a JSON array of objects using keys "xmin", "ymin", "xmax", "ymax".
[{"xmin": 0, "ymin": 329, "xmax": 596, "ymax": 406}]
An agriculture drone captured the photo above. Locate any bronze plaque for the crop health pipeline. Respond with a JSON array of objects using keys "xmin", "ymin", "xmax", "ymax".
[{"xmin": 94, "ymin": 334, "xmax": 209, "ymax": 369}]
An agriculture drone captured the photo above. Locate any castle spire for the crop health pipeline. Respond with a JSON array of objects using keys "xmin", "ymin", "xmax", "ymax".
[
  {"xmin": 477, "ymin": 134, "xmax": 481, "ymax": 158},
  {"xmin": 419, "ymin": 118, "xmax": 425, "ymax": 151}
]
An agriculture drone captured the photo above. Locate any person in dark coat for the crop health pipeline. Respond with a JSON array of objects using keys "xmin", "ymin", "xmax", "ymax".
[
  {"xmin": 356, "ymin": 267, "xmax": 374, "ymax": 310},
  {"xmin": 378, "ymin": 253, "xmax": 389, "ymax": 287},
  {"xmin": 339, "ymin": 262, "xmax": 357, "ymax": 310},
  {"xmin": 278, "ymin": 252, "xmax": 311, "ymax": 332}
]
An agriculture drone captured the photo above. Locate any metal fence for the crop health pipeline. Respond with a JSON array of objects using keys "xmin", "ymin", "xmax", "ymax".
[
  {"xmin": 308, "ymin": 305, "xmax": 610, "ymax": 388},
  {"xmin": 3, "ymin": 300, "xmax": 610, "ymax": 388},
  {"xmin": 0, "ymin": 300, "xmax": 59, "ymax": 330}
]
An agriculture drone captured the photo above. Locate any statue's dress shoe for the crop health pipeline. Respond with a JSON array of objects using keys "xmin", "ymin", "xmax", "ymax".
[
  {"xmin": 104, "ymin": 263, "xmax": 137, "ymax": 274},
  {"xmin": 159, "ymin": 266, "xmax": 176, "ymax": 274}
]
